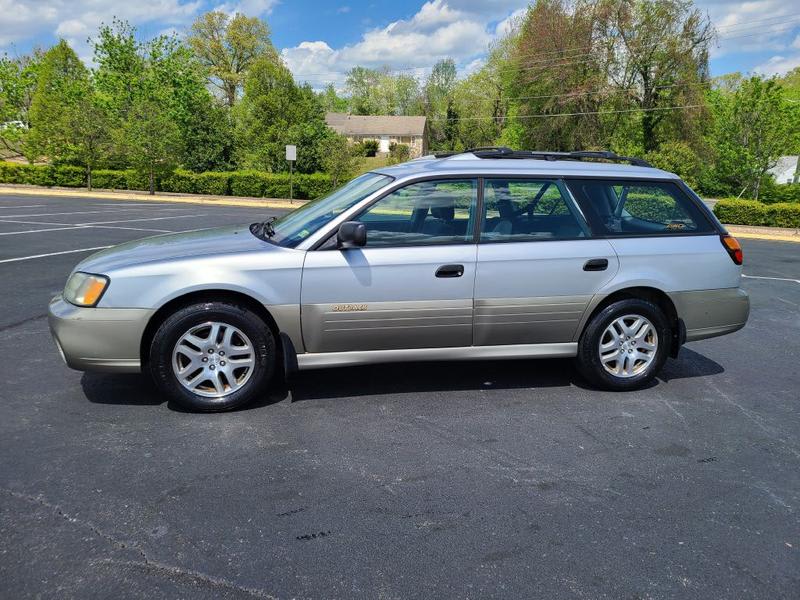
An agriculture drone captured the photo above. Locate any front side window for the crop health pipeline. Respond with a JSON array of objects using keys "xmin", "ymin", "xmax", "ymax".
[
  {"xmin": 267, "ymin": 172, "xmax": 393, "ymax": 248},
  {"xmin": 358, "ymin": 179, "xmax": 478, "ymax": 247},
  {"xmin": 566, "ymin": 179, "xmax": 714, "ymax": 236},
  {"xmin": 481, "ymin": 179, "xmax": 587, "ymax": 242}
]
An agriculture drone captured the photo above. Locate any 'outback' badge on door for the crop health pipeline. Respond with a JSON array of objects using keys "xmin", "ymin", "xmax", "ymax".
[{"xmin": 332, "ymin": 304, "xmax": 368, "ymax": 312}]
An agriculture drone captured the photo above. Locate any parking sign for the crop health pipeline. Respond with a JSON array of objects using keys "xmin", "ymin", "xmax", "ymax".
[{"xmin": 286, "ymin": 145, "xmax": 297, "ymax": 161}]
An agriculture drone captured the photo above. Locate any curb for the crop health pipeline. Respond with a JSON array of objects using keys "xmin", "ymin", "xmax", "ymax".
[
  {"xmin": 0, "ymin": 184, "xmax": 305, "ymax": 210},
  {"xmin": 726, "ymin": 226, "xmax": 800, "ymax": 244}
]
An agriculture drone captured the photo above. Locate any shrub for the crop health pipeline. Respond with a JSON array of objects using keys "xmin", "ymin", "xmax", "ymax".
[
  {"xmin": 161, "ymin": 170, "xmax": 197, "ymax": 194},
  {"xmin": 363, "ymin": 139, "xmax": 379, "ymax": 157},
  {"xmin": 53, "ymin": 165, "xmax": 87, "ymax": 187},
  {"xmin": 230, "ymin": 170, "xmax": 267, "ymax": 197},
  {"xmin": 194, "ymin": 172, "xmax": 230, "ymax": 195},
  {"xmin": 760, "ymin": 183, "xmax": 800, "ymax": 204},
  {"xmin": 644, "ymin": 141, "xmax": 703, "ymax": 190},
  {"xmin": 91, "ymin": 169, "xmax": 128, "ymax": 190},
  {"xmin": 388, "ymin": 143, "xmax": 410, "ymax": 165},
  {"xmin": 0, "ymin": 161, "xmax": 331, "ymax": 200},
  {"xmin": 713, "ymin": 199, "xmax": 800, "ymax": 228},
  {"xmin": 125, "ymin": 170, "xmax": 149, "ymax": 191}
]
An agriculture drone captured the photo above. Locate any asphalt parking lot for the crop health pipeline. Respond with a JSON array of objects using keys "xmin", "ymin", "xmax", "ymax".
[{"xmin": 0, "ymin": 193, "xmax": 798, "ymax": 599}]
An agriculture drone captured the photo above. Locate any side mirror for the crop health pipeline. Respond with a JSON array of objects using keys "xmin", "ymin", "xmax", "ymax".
[{"xmin": 337, "ymin": 221, "xmax": 366, "ymax": 249}]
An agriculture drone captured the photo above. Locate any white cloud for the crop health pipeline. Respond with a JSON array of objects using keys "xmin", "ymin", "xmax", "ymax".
[
  {"xmin": 337, "ymin": 6, "xmax": 351, "ymax": 14},
  {"xmin": 494, "ymin": 7, "xmax": 526, "ymax": 38},
  {"xmin": 213, "ymin": 0, "xmax": 278, "ymax": 17},
  {"xmin": 754, "ymin": 53, "xmax": 800, "ymax": 76},
  {"xmin": 0, "ymin": 0, "xmax": 204, "ymax": 56},
  {"xmin": 282, "ymin": 0, "xmax": 527, "ymax": 89},
  {"xmin": 696, "ymin": 0, "xmax": 800, "ymax": 58}
]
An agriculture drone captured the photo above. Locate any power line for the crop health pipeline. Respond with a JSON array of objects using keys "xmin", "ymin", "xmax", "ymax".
[{"xmin": 293, "ymin": 17, "xmax": 800, "ymax": 84}]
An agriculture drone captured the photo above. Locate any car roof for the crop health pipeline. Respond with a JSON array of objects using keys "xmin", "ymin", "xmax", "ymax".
[{"xmin": 374, "ymin": 152, "xmax": 679, "ymax": 181}]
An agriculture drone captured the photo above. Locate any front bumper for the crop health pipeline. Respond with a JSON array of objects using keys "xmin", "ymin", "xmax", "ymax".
[{"xmin": 48, "ymin": 296, "xmax": 154, "ymax": 373}]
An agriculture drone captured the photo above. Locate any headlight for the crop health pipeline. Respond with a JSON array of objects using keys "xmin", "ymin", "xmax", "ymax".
[{"xmin": 64, "ymin": 272, "xmax": 109, "ymax": 307}]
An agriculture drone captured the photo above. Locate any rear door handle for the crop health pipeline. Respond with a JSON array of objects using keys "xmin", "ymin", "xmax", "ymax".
[
  {"xmin": 436, "ymin": 264, "xmax": 464, "ymax": 278},
  {"xmin": 583, "ymin": 258, "xmax": 609, "ymax": 272}
]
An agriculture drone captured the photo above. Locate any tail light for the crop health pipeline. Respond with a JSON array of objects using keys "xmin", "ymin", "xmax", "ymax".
[{"xmin": 721, "ymin": 235, "xmax": 743, "ymax": 265}]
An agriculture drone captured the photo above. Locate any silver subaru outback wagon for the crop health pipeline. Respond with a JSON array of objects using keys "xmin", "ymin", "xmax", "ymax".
[{"xmin": 49, "ymin": 148, "xmax": 749, "ymax": 411}]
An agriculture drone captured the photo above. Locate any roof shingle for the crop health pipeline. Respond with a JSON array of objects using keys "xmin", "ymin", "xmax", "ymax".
[{"xmin": 325, "ymin": 112, "xmax": 426, "ymax": 137}]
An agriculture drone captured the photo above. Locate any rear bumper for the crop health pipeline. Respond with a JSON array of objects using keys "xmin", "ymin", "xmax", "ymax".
[
  {"xmin": 669, "ymin": 287, "xmax": 750, "ymax": 342},
  {"xmin": 48, "ymin": 296, "xmax": 153, "ymax": 373}
]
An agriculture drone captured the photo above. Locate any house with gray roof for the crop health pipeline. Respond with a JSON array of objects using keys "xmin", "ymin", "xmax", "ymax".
[
  {"xmin": 325, "ymin": 112, "xmax": 428, "ymax": 158},
  {"xmin": 768, "ymin": 155, "xmax": 799, "ymax": 184}
]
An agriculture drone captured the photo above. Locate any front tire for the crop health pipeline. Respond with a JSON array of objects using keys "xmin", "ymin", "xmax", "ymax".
[
  {"xmin": 148, "ymin": 301, "xmax": 276, "ymax": 411},
  {"xmin": 576, "ymin": 298, "xmax": 671, "ymax": 391}
]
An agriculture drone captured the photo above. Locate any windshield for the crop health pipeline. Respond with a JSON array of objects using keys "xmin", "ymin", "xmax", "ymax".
[{"xmin": 261, "ymin": 173, "xmax": 393, "ymax": 248}]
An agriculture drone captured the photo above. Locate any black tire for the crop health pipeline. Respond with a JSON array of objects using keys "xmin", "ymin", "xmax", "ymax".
[
  {"xmin": 575, "ymin": 298, "xmax": 671, "ymax": 391},
  {"xmin": 148, "ymin": 301, "xmax": 276, "ymax": 411}
]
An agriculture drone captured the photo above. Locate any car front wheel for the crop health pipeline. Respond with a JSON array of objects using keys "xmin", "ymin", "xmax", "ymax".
[
  {"xmin": 148, "ymin": 301, "xmax": 276, "ymax": 411},
  {"xmin": 576, "ymin": 298, "xmax": 671, "ymax": 391}
]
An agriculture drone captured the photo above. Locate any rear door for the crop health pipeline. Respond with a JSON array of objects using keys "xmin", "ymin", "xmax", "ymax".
[
  {"xmin": 300, "ymin": 179, "xmax": 479, "ymax": 353},
  {"xmin": 474, "ymin": 178, "xmax": 619, "ymax": 346}
]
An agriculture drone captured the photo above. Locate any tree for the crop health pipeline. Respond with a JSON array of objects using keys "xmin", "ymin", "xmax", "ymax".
[
  {"xmin": 708, "ymin": 76, "xmax": 793, "ymax": 199},
  {"xmin": 0, "ymin": 51, "xmax": 41, "ymax": 157},
  {"xmin": 606, "ymin": 0, "xmax": 714, "ymax": 152},
  {"xmin": 120, "ymin": 90, "xmax": 182, "ymax": 194},
  {"xmin": 235, "ymin": 56, "xmax": 331, "ymax": 173},
  {"xmin": 27, "ymin": 41, "xmax": 91, "ymax": 160},
  {"xmin": 319, "ymin": 83, "xmax": 348, "ymax": 112},
  {"xmin": 188, "ymin": 11, "xmax": 278, "ymax": 107},
  {"xmin": 424, "ymin": 58, "xmax": 458, "ymax": 150},
  {"xmin": 320, "ymin": 134, "xmax": 362, "ymax": 186}
]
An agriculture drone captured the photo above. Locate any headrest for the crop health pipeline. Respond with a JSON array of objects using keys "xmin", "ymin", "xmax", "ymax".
[{"xmin": 431, "ymin": 205, "xmax": 454, "ymax": 220}]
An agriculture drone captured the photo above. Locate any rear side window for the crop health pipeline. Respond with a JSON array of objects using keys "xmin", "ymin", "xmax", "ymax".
[
  {"xmin": 566, "ymin": 179, "xmax": 714, "ymax": 236},
  {"xmin": 481, "ymin": 179, "xmax": 587, "ymax": 242}
]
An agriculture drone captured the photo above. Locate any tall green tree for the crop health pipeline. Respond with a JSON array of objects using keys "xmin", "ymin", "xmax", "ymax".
[
  {"xmin": 424, "ymin": 58, "xmax": 458, "ymax": 150},
  {"xmin": 708, "ymin": 76, "xmax": 793, "ymax": 199},
  {"xmin": 0, "ymin": 51, "xmax": 41, "ymax": 156},
  {"xmin": 235, "ymin": 56, "xmax": 332, "ymax": 173},
  {"xmin": 607, "ymin": 0, "xmax": 714, "ymax": 152},
  {"xmin": 188, "ymin": 11, "xmax": 278, "ymax": 107}
]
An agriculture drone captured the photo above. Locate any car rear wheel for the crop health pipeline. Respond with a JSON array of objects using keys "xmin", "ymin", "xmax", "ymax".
[
  {"xmin": 575, "ymin": 298, "xmax": 671, "ymax": 391},
  {"xmin": 148, "ymin": 301, "xmax": 275, "ymax": 411}
]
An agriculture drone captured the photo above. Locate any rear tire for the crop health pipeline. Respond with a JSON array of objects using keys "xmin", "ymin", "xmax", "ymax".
[
  {"xmin": 148, "ymin": 301, "xmax": 276, "ymax": 411},
  {"xmin": 576, "ymin": 298, "xmax": 671, "ymax": 391}
]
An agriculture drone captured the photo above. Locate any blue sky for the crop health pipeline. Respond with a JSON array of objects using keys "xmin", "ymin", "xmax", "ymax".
[{"xmin": 1, "ymin": 0, "xmax": 798, "ymax": 88}]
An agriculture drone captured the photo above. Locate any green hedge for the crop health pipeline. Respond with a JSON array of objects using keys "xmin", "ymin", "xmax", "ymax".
[
  {"xmin": 713, "ymin": 199, "xmax": 800, "ymax": 228},
  {"xmin": 759, "ymin": 184, "xmax": 800, "ymax": 204},
  {"xmin": 0, "ymin": 161, "xmax": 333, "ymax": 200}
]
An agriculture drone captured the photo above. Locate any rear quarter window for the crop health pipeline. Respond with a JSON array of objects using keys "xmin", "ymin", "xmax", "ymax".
[{"xmin": 566, "ymin": 179, "xmax": 715, "ymax": 236}]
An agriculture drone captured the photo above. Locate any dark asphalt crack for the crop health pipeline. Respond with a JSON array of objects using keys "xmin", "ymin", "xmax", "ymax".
[{"xmin": 1, "ymin": 487, "xmax": 278, "ymax": 600}]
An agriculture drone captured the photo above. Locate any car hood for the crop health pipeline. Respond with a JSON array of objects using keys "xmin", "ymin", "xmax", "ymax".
[{"xmin": 75, "ymin": 224, "xmax": 276, "ymax": 274}]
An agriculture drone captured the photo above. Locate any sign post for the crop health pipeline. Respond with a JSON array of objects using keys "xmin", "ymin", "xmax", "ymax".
[{"xmin": 286, "ymin": 145, "xmax": 297, "ymax": 203}]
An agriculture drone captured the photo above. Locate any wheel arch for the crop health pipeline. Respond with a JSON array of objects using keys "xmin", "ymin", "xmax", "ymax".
[
  {"xmin": 140, "ymin": 289, "xmax": 281, "ymax": 369},
  {"xmin": 575, "ymin": 286, "xmax": 682, "ymax": 355}
]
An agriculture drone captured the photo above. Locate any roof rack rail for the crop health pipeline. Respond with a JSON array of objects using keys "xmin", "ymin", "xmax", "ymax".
[{"xmin": 433, "ymin": 146, "xmax": 652, "ymax": 168}]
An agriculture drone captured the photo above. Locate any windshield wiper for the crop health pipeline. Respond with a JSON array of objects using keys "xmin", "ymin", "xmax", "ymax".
[{"xmin": 249, "ymin": 216, "xmax": 277, "ymax": 240}]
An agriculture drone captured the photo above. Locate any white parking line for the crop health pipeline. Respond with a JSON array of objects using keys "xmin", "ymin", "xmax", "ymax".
[
  {"xmin": 0, "ymin": 204, "xmax": 47, "ymax": 209},
  {"xmin": 91, "ymin": 225, "xmax": 174, "ymax": 233},
  {"xmin": 0, "ymin": 226, "xmax": 90, "ymax": 236},
  {"xmin": 0, "ymin": 246, "xmax": 112, "ymax": 264},
  {"xmin": 76, "ymin": 214, "xmax": 207, "ymax": 225},
  {"xmin": 0, "ymin": 208, "xmax": 157, "ymax": 218},
  {"xmin": 743, "ymin": 274, "xmax": 800, "ymax": 284}
]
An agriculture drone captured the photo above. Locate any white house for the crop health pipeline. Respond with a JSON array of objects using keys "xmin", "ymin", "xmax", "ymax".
[
  {"xmin": 768, "ymin": 156, "xmax": 799, "ymax": 184},
  {"xmin": 325, "ymin": 113, "xmax": 428, "ymax": 158}
]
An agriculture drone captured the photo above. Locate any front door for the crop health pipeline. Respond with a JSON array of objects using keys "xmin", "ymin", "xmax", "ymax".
[
  {"xmin": 474, "ymin": 178, "xmax": 619, "ymax": 346},
  {"xmin": 301, "ymin": 179, "xmax": 479, "ymax": 353}
]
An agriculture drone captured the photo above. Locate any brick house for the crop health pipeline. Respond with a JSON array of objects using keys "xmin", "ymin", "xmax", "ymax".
[{"xmin": 325, "ymin": 112, "xmax": 428, "ymax": 158}]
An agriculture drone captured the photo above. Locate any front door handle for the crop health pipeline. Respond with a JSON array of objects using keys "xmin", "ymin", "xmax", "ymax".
[
  {"xmin": 583, "ymin": 258, "xmax": 609, "ymax": 272},
  {"xmin": 436, "ymin": 264, "xmax": 464, "ymax": 278}
]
